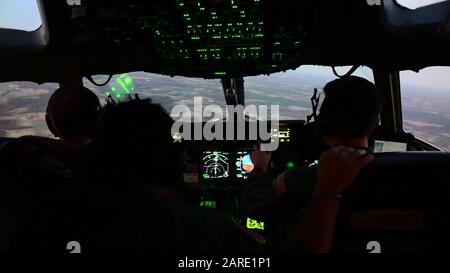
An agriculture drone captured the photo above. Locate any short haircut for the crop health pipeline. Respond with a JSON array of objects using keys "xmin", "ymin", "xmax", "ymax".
[
  {"xmin": 89, "ymin": 98, "xmax": 182, "ymax": 186},
  {"xmin": 47, "ymin": 86, "xmax": 101, "ymax": 140},
  {"xmin": 318, "ymin": 76, "xmax": 382, "ymax": 138}
]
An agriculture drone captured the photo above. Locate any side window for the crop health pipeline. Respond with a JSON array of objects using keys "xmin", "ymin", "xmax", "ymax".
[
  {"xmin": 0, "ymin": 0, "xmax": 42, "ymax": 32},
  {"xmin": 0, "ymin": 82, "xmax": 57, "ymax": 138},
  {"xmin": 400, "ymin": 67, "xmax": 450, "ymax": 151}
]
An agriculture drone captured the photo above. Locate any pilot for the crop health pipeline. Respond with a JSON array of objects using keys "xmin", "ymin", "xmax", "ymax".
[
  {"xmin": 245, "ymin": 76, "xmax": 382, "ymax": 234},
  {"xmin": 82, "ymin": 97, "xmax": 373, "ymax": 253},
  {"xmin": 0, "ymin": 85, "xmax": 102, "ymax": 252},
  {"xmin": 45, "ymin": 85, "xmax": 101, "ymax": 145},
  {"xmin": 13, "ymin": 85, "xmax": 102, "ymax": 171}
]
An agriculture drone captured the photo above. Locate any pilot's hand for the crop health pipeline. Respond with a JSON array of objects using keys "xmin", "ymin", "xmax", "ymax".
[
  {"xmin": 316, "ymin": 146, "xmax": 374, "ymax": 194},
  {"xmin": 250, "ymin": 143, "xmax": 272, "ymax": 173}
]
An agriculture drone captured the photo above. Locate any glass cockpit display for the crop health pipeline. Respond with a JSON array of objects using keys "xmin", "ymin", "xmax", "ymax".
[
  {"xmin": 202, "ymin": 151, "xmax": 230, "ymax": 180},
  {"xmin": 236, "ymin": 150, "xmax": 255, "ymax": 179},
  {"xmin": 271, "ymin": 128, "xmax": 291, "ymax": 143}
]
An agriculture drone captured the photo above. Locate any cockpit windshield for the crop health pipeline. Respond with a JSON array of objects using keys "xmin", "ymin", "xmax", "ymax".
[
  {"xmin": 1, "ymin": 65, "xmax": 373, "ymax": 138},
  {"xmin": 85, "ymin": 65, "xmax": 374, "ymax": 120}
]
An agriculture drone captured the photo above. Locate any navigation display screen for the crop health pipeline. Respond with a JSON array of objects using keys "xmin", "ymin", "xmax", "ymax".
[{"xmin": 202, "ymin": 151, "xmax": 230, "ymax": 180}]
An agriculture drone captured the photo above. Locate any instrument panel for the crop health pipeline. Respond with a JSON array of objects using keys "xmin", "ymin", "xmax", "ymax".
[
  {"xmin": 178, "ymin": 120, "xmax": 322, "ymax": 187},
  {"xmin": 175, "ymin": 119, "xmax": 325, "ymax": 220}
]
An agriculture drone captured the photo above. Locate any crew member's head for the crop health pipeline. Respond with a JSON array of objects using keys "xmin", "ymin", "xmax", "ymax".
[
  {"xmin": 88, "ymin": 98, "xmax": 183, "ymax": 188},
  {"xmin": 46, "ymin": 86, "xmax": 101, "ymax": 144},
  {"xmin": 318, "ymin": 76, "xmax": 382, "ymax": 148}
]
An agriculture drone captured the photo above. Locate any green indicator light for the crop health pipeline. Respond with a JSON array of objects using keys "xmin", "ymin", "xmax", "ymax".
[
  {"xmin": 200, "ymin": 200, "xmax": 217, "ymax": 209},
  {"xmin": 286, "ymin": 161, "xmax": 296, "ymax": 170},
  {"xmin": 247, "ymin": 218, "xmax": 265, "ymax": 230},
  {"xmin": 215, "ymin": 72, "xmax": 227, "ymax": 76},
  {"xmin": 109, "ymin": 74, "xmax": 135, "ymax": 99}
]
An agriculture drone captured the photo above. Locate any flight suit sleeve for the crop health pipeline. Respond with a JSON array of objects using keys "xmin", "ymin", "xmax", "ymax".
[
  {"xmin": 241, "ymin": 169, "xmax": 278, "ymax": 214},
  {"xmin": 282, "ymin": 166, "xmax": 317, "ymax": 206}
]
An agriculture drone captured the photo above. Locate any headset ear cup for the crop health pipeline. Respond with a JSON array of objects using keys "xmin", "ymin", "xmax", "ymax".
[{"xmin": 45, "ymin": 112, "xmax": 58, "ymax": 137}]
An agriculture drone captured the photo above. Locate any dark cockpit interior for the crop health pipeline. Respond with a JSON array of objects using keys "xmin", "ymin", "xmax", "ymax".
[
  {"xmin": 2, "ymin": 0, "xmax": 450, "ymax": 82},
  {"xmin": 1, "ymin": 0, "xmax": 450, "ymax": 255}
]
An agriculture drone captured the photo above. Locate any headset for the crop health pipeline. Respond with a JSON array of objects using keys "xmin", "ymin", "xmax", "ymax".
[
  {"xmin": 316, "ymin": 76, "xmax": 376, "ymax": 138},
  {"xmin": 46, "ymin": 87, "xmax": 102, "ymax": 138}
]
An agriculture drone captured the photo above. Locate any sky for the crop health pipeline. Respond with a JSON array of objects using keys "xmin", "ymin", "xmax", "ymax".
[
  {"xmin": 396, "ymin": 0, "xmax": 448, "ymax": 9},
  {"xmin": 263, "ymin": 65, "xmax": 450, "ymax": 93},
  {"xmin": 0, "ymin": 0, "xmax": 42, "ymax": 32}
]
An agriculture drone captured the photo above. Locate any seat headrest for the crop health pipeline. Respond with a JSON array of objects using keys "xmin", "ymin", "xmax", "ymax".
[
  {"xmin": 369, "ymin": 152, "xmax": 450, "ymax": 171},
  {"xmin": 334, "ymin": 152, "xmax": 450, "ymax": 253}
]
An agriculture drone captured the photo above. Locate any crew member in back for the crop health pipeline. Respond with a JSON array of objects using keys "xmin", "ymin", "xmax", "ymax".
[
  {"xmin": 82, "ymin": 97, "xmax": 373, "ymax": 253},
  {"xmin": 243, "ymin": 76, "xmax": 382, "ymax": 233}
]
